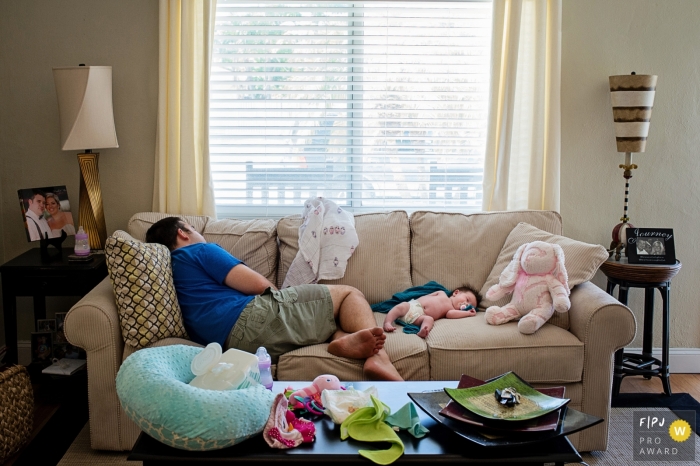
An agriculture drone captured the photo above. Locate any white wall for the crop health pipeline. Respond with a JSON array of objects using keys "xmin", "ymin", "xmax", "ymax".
[
  {"xmin": 1, "ymin": 0, "xmax": 699, "ymax": 351},
  {"xmin": 561, "ymin": 0, "xmax": 700, "ymax": 349},
  {"xmin": 0, "ymin": 0, "xmax": 158, "ymax": 342}
]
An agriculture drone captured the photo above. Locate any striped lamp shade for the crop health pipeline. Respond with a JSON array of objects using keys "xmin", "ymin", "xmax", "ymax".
[{"xmin": 609, "ymin": 74, "xmax": 657, "ymax": 152}]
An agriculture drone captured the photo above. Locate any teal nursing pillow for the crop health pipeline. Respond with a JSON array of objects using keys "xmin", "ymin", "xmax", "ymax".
[{"xmin": 116, "ymin": 344, "xmax": 275, "ymax": 451}]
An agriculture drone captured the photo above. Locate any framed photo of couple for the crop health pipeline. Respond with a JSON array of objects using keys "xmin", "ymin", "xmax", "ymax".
[
  {"xmin": 626, "ymin": 228, "xmax": 677, "ymax": 265},
  {"xmin": 18, "ymin": 185, "xmax": 76, "ymax": 242}
]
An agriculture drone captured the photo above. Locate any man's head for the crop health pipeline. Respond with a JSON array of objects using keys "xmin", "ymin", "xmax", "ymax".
[
  {"xmin": 145, "ymin": 216, "xmax": 205, "ymax": 251},
  {"xmin": 27, "ymin": 190, "xmax": 46, "ymax": 216},
  {"xmin": 451, "ymin": 284, "xmax": 482, "ymax": 310}
]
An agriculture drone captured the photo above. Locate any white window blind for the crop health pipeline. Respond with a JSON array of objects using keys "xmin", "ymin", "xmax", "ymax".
[{"xmin": 211, "ymin": 0, "xmax": 492, "ymax": 218}]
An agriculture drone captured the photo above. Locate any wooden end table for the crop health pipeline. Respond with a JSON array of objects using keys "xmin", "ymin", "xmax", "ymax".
[
  {"xmin": 600, "ymin": 258, "xmax": 681, "ymax": 397},
  {"xmin": 0, "ymin": 248, "xmax": 107, "ymax": 365}
]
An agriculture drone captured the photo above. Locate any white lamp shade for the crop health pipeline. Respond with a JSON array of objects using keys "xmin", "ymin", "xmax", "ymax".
[{"xmin": 53, "ymin": 66, "xmax": 118, "ymax": 151}]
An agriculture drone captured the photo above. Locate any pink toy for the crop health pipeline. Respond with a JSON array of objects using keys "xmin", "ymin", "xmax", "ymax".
[
  {"xmin": 289, "ymin": 374, "xmax": 341, "ymax": 409},
  {"xmin": 484, "ymin": 241, "xmax": 570, "ymax": 334}
]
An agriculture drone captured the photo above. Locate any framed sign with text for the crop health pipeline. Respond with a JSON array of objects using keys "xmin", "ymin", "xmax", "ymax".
[{"xmin": 626, "ymin": 228, "xmax": 676, "ymax": 265}]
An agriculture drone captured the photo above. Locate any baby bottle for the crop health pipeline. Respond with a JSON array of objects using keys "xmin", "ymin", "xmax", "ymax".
[
  {"xmin": 256, "ymin": 347, "xmax": 274, "ymax": 390},
  {"xmin": 74, "ymin": 226, "xmax": 90, "ymax": 256}
]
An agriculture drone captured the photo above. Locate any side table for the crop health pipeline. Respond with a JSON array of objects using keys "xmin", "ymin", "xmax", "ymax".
[
  {"xmin": 600, "ymin": 258, "xmax": 681, "ymax": 397},
  {"xmin": 0, "ymin": 248, "xmax": 107, "ymax": 365}
]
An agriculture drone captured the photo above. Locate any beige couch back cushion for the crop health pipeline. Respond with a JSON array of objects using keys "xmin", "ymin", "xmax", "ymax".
[
  {"xmin": 277, "ymin": 211, "xmax": 412, "ymax": 303},
  {"xmin": 127, "ymin": 213, "xmax": 278, "ymax": 284},
  {"xmin": 410, "ymin": 210, "xmax": 563, "ymax": 293},
  {"xmin": 128, "ymin": 213, "xmax": 211, "ymax": 242}
]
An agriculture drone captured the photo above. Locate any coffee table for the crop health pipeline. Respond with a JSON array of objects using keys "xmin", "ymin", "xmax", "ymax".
[{"xmin": 128, "ymin": 381, "xmax": 600, "ymax": 465}]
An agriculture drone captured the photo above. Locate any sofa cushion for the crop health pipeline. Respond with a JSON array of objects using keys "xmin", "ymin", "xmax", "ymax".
[
  {"xmin": 105, "ymin": 231, "xmax": 188, "ymax": 349},
  {"xmin": 202, "ymin": 218, "xmax": 278, "ymax": 285},
  {"xmin": 426, "ymin": 313, "xmax": 584, "ymax": 384},
  {"xmin": 479, "ymin": 222, "xmax": 609, "ymax": 330},
  {"xmin": 276, "ymin": 312, "xmax": 429, "ymax": 381},
  {"xmin": 127, "ymin": 212, "xmax": 211, "ymax": 242},
  {"xmin": 277, "ymin": 211, "xmax": 412, "ymax": 304},
  {"xmin": 127, "ymin": 213, "xmax": 278, "ymax": 284},
  {"xmin": 410, "ymin": 210, "xmax": 563, "ymax": 292}
]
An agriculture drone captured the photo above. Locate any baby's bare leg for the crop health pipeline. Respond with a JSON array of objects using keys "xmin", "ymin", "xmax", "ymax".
[
  {"xmin": 415, "ymin": 315, "xmax": 434, "ymax": 338},
  {"xmin": 383, "ymin": 303, "xmax": 408, "ymax": 333}
]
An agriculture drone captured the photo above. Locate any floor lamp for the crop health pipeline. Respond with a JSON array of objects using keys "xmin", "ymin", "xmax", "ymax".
[
  {"xmin": 608, "ymin": 72, "xmax": 657, "ymax": 261},
  {"xmin": 53, "ymin": 65, "xmax": 118, "ymax": 251}
]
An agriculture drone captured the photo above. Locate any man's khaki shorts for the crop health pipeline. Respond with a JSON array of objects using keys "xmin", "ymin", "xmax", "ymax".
[{"xmin": 225, "ymin": 285, "xmax": 336, "ymax": 364}]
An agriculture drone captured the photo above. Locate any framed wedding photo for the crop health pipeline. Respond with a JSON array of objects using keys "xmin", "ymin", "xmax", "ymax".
[
  {"xmin": 626, "ymin": 228, "xmax": 676, "ymax": 265},
  {"xmin": 17, "ymin": 185, "xmax": 76, "ymax": 242}
]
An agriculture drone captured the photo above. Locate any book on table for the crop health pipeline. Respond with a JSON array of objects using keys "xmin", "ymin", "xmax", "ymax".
[
  {"xmin": 438, "ymin": 374, "xmax": 566, "ymax": 432},
  {"xmin": 41, "ymin": 358, "xmax": 86, "ymax": 376}
]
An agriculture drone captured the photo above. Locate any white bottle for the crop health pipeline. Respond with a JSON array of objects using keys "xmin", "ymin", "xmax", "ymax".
[
  {"xmin": 74, "ymin": 226, "xmax": 90, "ymax": 256},
  {"xmin": 256, "ymin": 346, "xmax": 273, "ymax": 390}
]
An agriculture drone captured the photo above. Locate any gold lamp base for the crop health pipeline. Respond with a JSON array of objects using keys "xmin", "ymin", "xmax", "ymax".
[{"xmin": 77, "ymin": 152, "xmax": 107, "ymax": 250}]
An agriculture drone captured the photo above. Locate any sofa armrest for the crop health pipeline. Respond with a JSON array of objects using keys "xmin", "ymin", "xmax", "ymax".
[
  {"xmin": 64, "ymin": 277, "xmax": 134, "ymax": 450},
  {"xmin": 569, "ymin": 280, "xmax": 636, "ymax": 348},
  {"xmin": 567, "ymin": 280, "xmax": 636, "ymax": 451}
]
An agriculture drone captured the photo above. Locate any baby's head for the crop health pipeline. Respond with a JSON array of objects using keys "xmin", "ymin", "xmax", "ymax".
[{"xmin": 451, "ymin": 284, "xmax": 482, "ymax": 310}]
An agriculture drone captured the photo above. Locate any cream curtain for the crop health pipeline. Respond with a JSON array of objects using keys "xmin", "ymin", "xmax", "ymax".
[
  {"xmin": 482, "ymin": 0, "xmax": 561, "ymax": 212},
  {"xmin": 153, "ymin": 0, "xmax": 217, "ymax": 216}
]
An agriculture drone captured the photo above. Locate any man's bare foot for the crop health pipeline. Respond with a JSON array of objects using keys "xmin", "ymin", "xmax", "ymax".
[
  {"xmin": 363, "ymin": 350, "xmax": 403, "ymax": 381},
  {"xmin": 328, "ymin": 327, "xmax": 386, "ymax": 359}
]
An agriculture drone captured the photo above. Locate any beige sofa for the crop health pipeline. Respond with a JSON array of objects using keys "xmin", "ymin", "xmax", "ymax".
[{"xmin": 65, "ymin": 209, "xmax": 635, "ymax": 453}]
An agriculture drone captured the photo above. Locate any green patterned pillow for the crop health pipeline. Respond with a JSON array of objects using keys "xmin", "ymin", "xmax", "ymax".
[{"xmin": 105, "ymin": 231, "xmax": 188, "ymax": 348}]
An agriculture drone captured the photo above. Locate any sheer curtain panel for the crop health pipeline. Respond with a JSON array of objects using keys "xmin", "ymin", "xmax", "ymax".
[
  {"xmin": 154, "ymin": 0, "xmax": 217, "ymax": 217},
  {"xmin": 482, "ymin": 0, "xmax": 561, "ymax": 212}
]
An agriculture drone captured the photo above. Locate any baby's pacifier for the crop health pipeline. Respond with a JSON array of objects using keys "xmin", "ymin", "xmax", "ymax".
[{"xmin": 460, "ymin": 303, "xmax": 474, "ymax": 311}]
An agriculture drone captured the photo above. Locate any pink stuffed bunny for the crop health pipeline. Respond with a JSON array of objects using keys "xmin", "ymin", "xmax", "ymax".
[
  {"xmin": 484, "ymin": 241, "xmax": 570, "ymax": 334},
  {"xmin": 289, "ymin": 374, "xmax": 341, "ymax": 409}
]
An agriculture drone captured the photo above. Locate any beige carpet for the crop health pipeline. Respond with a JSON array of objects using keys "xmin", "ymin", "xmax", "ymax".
[{"xmin": 58, "ymin": 408, "xmax": 698, "ymax": 465}]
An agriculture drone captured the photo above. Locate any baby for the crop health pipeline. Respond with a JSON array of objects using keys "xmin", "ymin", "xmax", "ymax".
[{"xmin": 382, "ymin": 286, "xmax": 481, "ymax": 338}]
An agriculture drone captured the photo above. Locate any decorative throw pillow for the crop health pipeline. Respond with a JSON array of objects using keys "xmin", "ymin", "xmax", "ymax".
[
  {"xmin": 479, "ymin": 222, "xmax": 609, "ymax": 330},
  {"xmin": 105, "ymin": 231, "xmax": 188, "ymax": 348}
]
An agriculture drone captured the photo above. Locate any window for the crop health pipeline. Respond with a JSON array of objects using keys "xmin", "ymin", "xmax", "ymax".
[{"xmin": 211, "ymin": 1, "xmax": 492, "ymax": 218}]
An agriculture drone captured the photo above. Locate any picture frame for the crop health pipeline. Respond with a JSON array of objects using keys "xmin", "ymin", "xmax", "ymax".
[
  {"xmin": 31, "ymin": 331, "xmax": 53, "ymax": 364},
  {"xmin": 17, "ymin": 185, "xmax": 76, "ymax": 242},
  {"xmin": 55, "ymin": 312, "xmax": 68, "ymax": 343},
  {"xmin": 626, "ymin": 228, "xmax": 676, "ymax": 265},
  {"xmin": 37, "ymin": 318, "xmax": 57, "ymax": 333},
  {"xmin": 52, "ymin": 342, "xmax": 81, "ymax": 360}
]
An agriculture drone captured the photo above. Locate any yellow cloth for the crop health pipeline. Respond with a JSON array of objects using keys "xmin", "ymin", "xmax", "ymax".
[{"xmin": 340, "ymin": 395, "xmax": 404, "ymax": 465}]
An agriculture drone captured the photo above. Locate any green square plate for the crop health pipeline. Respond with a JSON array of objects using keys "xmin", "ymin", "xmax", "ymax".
[{"xmin": 444, "ymin": 371, "xmax": 570, "ymax": 421}]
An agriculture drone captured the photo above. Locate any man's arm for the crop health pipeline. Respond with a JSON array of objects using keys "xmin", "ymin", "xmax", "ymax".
[{"xmin": 224, "ymin": 264, "xmax": 277, "ymax": 295}]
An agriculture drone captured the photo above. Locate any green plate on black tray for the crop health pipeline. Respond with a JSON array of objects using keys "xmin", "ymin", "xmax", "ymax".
[{"xmin": 444, "ymin": 371, "xmax": 570, "ymax": 421}]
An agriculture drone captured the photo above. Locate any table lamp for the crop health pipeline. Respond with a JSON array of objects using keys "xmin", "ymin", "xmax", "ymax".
[
  {"xmin": 608, "ymin": 72, "xmax": 657, "ymax": 261},
  {"xmin": 53, "ymin": 65, "xmax": 118, "ymax": 250}
]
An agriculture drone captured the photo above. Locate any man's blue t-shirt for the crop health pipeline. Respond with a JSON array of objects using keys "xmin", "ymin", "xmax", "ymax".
[{"xmin": 171, "ymin": 243, "xmax": 255, "ymax": 347}]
